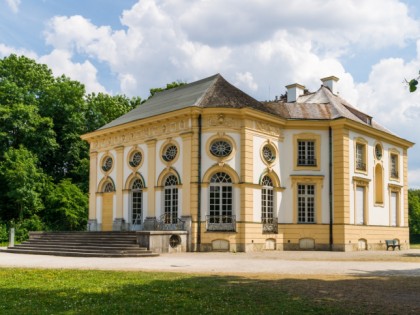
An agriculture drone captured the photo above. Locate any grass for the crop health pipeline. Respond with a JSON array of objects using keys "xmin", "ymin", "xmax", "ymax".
[
  {"xmin": 410, "ymin": 234, "xmax": 420, "ymax": 249},
  {"xmin": 0, "ymin": 268, "xmax": 344, "ymax": 315}
]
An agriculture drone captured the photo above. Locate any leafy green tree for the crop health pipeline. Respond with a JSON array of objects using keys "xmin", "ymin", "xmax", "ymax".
[
  {"xmin": 0, "ymin": 146, "xmax": 49, "ymax": 221},
  {"xmin": 0, "ymin": 54, "xmax": 54, "ymax": 107},
  {"xmin": 408, "ymin": 189, "xmax": 420, "ymax": 234},
  {"xmin": 44, "ymin": 179, "xmax": 88, "ymax": 231},
  {"xmin": 0, "ymin": 103, "xmax": 57, "ymax": 162},
  {"xmin": 407, "ymin": 71, "xmax": 420, "ymax": 92},
  {"xmin": 148, "ymin": 80, "xmax": 186, "ymax": 98},
  {"xmin": 85, "ymin": 93, "xmax": 141, "ymax": 132}
]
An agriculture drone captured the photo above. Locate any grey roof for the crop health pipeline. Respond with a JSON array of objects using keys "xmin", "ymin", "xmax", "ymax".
[
  {"xmin": 99, "ymin": 74, "xmax": 264, "ymax": 130},
  {"xmin": 98, "ymin": 73, "xmax": 394, "ymax": 136},
  {"xmin": 264, "ymin": 85, "xmax": 393, "ymax": 134}
]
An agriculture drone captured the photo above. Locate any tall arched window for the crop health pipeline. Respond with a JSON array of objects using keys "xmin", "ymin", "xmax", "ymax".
[
  {"xmin": 261, "ymin": 176, "xmax": 274, "ymax": 223},
  {"xmin": 164, "ymin": 175, "xmax": 179, "ymax": 224},
  {"xmin": 131, "ymin": 178, "xmax": 143, "ymax": 228},
  {"xmin": 209, "ymin": 172, "xmax": 233, "ymax": 223}
]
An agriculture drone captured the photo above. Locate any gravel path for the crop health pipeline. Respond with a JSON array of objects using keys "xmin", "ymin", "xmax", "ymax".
[{"xmin": 0, "ymin": 249, "xmax": 419, "ymax": 276}]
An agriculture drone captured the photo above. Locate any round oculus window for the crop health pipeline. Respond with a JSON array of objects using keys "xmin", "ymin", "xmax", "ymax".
[
  {"xmin": 210, "ymin": 140, "xmax": 232, "ymax": 158},
  {"xmin": 262, "ymin": 145, "xmax": 276, "ymax": 163},
  {"xmin": 162, "ymin": 145, "xmax": 178, "ymax": 162},
  {"xmin": 375, "ymin": 144, "xmax": 382, "ymax": 160},
  {"xmin": 102, "ymin": 157, "xmax": 113, "ymax": 172},
  {"xmin": 129, "ymin": 151, "xmax": 142, "ymax": 167}
]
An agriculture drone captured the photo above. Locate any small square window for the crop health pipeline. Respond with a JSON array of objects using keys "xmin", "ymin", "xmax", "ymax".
[{"xmin": 297, "ymin": 140, "xmax": 316, "ymax": 166}]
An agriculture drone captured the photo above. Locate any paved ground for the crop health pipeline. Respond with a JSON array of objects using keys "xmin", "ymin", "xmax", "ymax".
[{"xmin": 0, "ymin": 248, "xmax": 419, "ymax": 276}]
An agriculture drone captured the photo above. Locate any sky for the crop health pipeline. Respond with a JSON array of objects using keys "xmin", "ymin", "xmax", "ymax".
[{"xmin": 1, "ymin": 0, "xmax": 420, "ymax": 187}]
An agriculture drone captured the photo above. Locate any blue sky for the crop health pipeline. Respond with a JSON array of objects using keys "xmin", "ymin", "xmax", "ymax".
[{"xmin": 2, "ymin": 0, "xmax": 420, "ymax": 187}]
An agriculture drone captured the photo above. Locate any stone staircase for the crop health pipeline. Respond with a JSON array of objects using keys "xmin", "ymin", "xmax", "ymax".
[{"xmin": 2, "ymin": 231, "xmax": 159, "ymax": 257}]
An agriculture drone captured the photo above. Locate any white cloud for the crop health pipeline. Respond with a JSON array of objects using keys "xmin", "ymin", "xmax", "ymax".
[
  {"xmin": 39, "ymin": 49, "xmax": 106, "ymax": 94},
  {"xmin": 409, "ymin": 169, "xmax": 420, "ymax": 189},
  {"xmin": 235, "ymin": 72, "xmax": 258, "ymax": 92},
  {"xmin": 5, "ymin": 0, "xmax": 21, "ymax": 13},
  {"xmin": 0, "ymin": 43, "xmax": 37, "ymax": 59},
  {"xmin": 32, "ymin": 0, "xmax": 420, "ymax": 185}
]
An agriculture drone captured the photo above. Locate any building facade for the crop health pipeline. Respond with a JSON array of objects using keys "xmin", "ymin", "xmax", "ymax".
[{"xmin": 81, "ymin": 74, "xmax": 414, "ymax": 251}]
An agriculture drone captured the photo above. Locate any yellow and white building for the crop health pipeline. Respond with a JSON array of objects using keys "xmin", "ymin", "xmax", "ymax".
[{"xmin": 81, "ymin": 74, "xmax": 414, "ymax": 251}]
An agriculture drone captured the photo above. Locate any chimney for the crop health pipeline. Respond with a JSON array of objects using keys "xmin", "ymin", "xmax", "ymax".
[
  {"xmin": 285, "ymin": 83, "xmax": 305, "ymax": 103},
  {"xmin": 321, "ymin": 76, "xmax": 339, "ymax": 94}
]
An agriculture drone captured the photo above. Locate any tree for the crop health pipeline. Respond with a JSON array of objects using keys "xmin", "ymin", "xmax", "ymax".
[
  {"xmin": 85, "ymin": 93, "xmax": 141, "ymax": 132},
  {"xmin": 408, "ymin": 189, "xmax": 420, "ymax": 234},
  {"xmin": 0, "ymin": 147, "xmax": 49, "ymax": 221},
  {"xmin": 407, "ymin": 71, "xmax": 420, "ymax": 92},
  {"xmin": 148, "ymin": 80, "xmax": 186, "ymax": 99},
  {"xmin": 44, "ymin": 179, "xmax": 88, "ymax": 231}
]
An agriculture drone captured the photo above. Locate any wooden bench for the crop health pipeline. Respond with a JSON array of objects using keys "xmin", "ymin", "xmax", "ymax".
[{"xmin": 385, "ymin": 240, "xmax": 401, "ymax": 251}]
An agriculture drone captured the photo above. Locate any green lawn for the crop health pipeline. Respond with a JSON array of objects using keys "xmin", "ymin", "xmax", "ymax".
[
  {"xmin": 410, "ymin": 234, "xmax": 420, "ymax": 249},
  {"xmin": 0, "ymin": 268, "xmax": 341, "ymax": 315}
]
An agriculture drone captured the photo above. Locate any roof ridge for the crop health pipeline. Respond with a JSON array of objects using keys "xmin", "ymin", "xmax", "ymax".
[{"xmin": 194, "ymin": 73, "xmax": 222, "ymax": 107}]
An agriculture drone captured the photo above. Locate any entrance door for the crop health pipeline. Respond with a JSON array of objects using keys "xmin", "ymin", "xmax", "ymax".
[
  {"xmin": 356, "ymin": 186, "xmax": 365, "ymax": 225},
  {"xmin": 102, "ymin": 193, "xmax": 114, "ymax": 231},
  {"xmin": 390, "ymin": 192, "xmax": 397, "ymax": 226}
]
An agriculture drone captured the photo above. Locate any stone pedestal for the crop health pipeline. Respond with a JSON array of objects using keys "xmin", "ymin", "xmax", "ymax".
[
  {"xmin": 113, "ymin": 218, "xmax": 128, "ymax": 231},
  {"xmin": 87, "ymin": 219, "xmax": 99, "ymax": 231}
]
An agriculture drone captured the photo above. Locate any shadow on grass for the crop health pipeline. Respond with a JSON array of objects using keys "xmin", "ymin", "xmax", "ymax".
[{"xmin": 0, "ymin": 269, "xmax": 419, "ymax": 314}]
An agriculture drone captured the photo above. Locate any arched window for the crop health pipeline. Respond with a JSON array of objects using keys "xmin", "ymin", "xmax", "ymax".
[
  {"xmin": 261, "ymin": 176, "xmax": 274, "ymax": 223},
  {"xmin": 103, "ymin": 181, "xmax": 115, "ymax": 192},
  {"xmin": 375, "ymin": 164, "xmax": 383, "ymax": 204},
  {"xmin": 209, "ymin": 172, "xmax": 233, "ymax": 223},
  {"xmin": 164, "ymin": 175, "xmax": 179, "ymax": 224},
  {"xmin": 131, "ymin": 179, "xmax": 143, "ymax": 227}
]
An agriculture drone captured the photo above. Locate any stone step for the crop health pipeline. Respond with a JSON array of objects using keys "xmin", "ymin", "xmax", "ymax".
[
  {"xmin": 19, "ymin": 241, "xmax": 140, "ymax": 248},
  {"xmin": 2, "ymin": 248, "xmax": 159, "ymax": 257},
  {"xmin": 1, "ymin": 231, "xmax": 159, "ymax": 258},
  {"xmin": 12, "ymin": 244, "xmax": 148, "ymax": 252},
  {"xmin": 25, "ymin": 238, "xmax": 137, "ymax": 245}
]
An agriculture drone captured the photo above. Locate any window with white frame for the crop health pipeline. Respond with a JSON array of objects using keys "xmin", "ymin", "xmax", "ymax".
[
  {"xmin": 164, "ymin": 175, "xmax": 178, "ymax": 224},
  {"xmin": 209, "ymin": 172, "xmax": 233, "ymax": 223},
  {"xmin": 355, "ymin": 143, "xmax": 367, "ymax": 171},
  {"xmin": 261, "ymin": 176, "xmax": 274, "ymax": 223},
  {"xmin": 297, "ymin": 140, "xmax": 316, "ymax": 166},
  {"xmin": 390, "ymin": 154, "xmax": 399, "ymax": 179},
  {"xmin": 298, "ymin": 184, "xmax": 315, "ymax": 223},
  {"xmin": 131, "ymin": 179, "xmax": 143, "ymax": 226}
]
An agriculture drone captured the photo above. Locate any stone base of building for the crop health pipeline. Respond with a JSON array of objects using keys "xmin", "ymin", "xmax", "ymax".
[{"xmin": 136, "ymin": 231, "xmax": 188, "ymax": 253}]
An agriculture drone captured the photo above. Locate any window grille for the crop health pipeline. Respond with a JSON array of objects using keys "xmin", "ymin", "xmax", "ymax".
[
  {"xmin": 297, "ymin": 140, "xmax": 316, "ymax": 166},
  {"xmin": 210, "ymin": 140, "xmax": 232, "ymax": 158},
  {"xmin": 129, "ymin": 151, "xmax": 142, "ymax": 167},
  {"xmin": 261, "ymin": 176, "xmax": 274, "ymax": 223},
  {"xmin": 162, "ymin": 145, "xmax": 178, "ymax": 162},
  {"xmin": 103, "ymin": 182, "xmax": 115, "ymax": 192},
  {"xmin": 164, "ymin": 175, "xmax": 179, "ymax": 224},
  {"xmin": 356, "ymin": 143, "xmax": 366, "ymax": 171},
  {"xmin": 390, "ymin": 154, "xmax": 399, "ymax": 178},
  {"xmin": 102, "ymin": 157, "xmax": 113, "ymax": 172},
  {"xmin": 297, "ymin": 184, "xmax": 315, "ymax": 223},
  {"xmin": 209, "ymin": 172, "xmax": 233, "ymax": 225},
  {"xmin": 262, "ymin": 145, "xmax": 276, "ymax": 163}
]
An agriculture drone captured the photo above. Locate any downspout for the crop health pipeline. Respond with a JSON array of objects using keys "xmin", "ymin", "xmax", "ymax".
[
  {"xmin": 329, "ymin": 126, "xmax": 333, "ymax": 251},
  {"xmin": 197, "ymin": 114, "xmax": 202, "ymax": 251}
]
